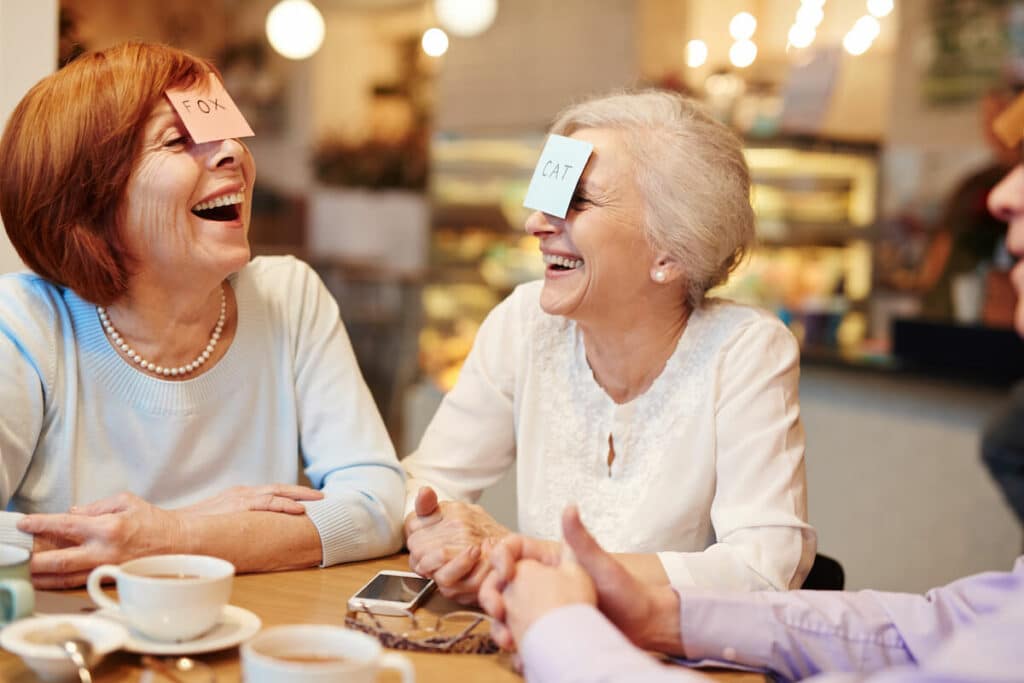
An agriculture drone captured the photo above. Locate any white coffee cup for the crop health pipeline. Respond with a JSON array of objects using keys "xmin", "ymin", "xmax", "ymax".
[
  {"xmin": 87, "ymin": 554, "xmax": 234, "ymax": 642},
  {"xmin": 241, "ymin": 624, "xmax": 415, "ymax": 683},
  {"xmin": 0, "ymin": 544, "xmax": 34, "ymax": 625}
]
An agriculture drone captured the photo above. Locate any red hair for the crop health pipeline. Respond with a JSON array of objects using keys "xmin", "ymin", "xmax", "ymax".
[{"xmin": 0, "ymin": 42, "xmax": 220, "ymax": 305}]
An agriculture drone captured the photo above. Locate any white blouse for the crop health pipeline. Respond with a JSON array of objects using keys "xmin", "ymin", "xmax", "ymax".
[{"xmin": 403, "ymin": 281, "xmax": 816, "ymax": 590}]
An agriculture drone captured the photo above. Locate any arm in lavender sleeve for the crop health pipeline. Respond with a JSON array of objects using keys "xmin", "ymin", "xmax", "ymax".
[
  {"xmin": 519, "ymin": 559, "xmax": 1024, "ymax": 683},
  {"xmin": 522, "ymin": 605, "xmax": 710, "ymax": 683},
  {"xmin": 680, "ymin": 557, "xmax": 1024, "ymax": 683},
  {"xmin": 804, "ymin": 587, "xmax": 1024, "ymax": 683}
]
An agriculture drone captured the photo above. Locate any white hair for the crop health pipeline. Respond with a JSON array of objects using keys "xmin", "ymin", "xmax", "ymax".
[{"xmin": 550, "ymin": 90, "xmax": 755, "ymax": 309}]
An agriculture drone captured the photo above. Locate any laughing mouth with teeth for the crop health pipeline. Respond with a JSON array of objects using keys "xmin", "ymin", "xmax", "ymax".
[
  {"xmin": 190, "ymin": 188, "xmax": 245, "ymax": 222},
  {"xmin": 543, "ymin": 253, "xmax": 585, "ymax": 271}
]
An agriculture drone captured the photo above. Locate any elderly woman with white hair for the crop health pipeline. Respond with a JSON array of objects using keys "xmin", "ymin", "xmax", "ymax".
[{"xmin": 403, "ymin": 90, "xmax": 816, "ymax": 603}]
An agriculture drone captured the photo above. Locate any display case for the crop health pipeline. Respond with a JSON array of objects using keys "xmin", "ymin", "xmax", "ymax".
[
  {"xmin": 419, "ymin": 135, "xmax": 544, "ymax": 390},
  {"xmin": 717, "ymin": 141, "xmax": 879, "ymax": 352},
  {"xmin": 419, "ymin": 135, "xmax": 880, "ymax": 390}
]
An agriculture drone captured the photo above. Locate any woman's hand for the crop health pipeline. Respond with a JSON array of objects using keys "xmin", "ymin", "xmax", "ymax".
[
  {"xmin": 17, "ymin": 492, "xmax": 187, "ymax": 589},
  {"xmin": 480, "ymin": 505, "xmax": 682, "ymax": 654},
  {"xmin": 403, "ymin": 487, "xmax": 511, "ymax": 604},
  {"xmin": 176, "ymin": 484, "xmax": 323, "ymax": 516},
  {"xmin": 491, "ymin": 558, "xmax": 597, "ymax": 648}
]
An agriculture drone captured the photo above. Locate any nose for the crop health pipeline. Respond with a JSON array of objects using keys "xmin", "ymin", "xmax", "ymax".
[
  {"xmin": 989, "ymin": 165, "xmax": 1024, "ymax": 221},
  {"xmin": 203, "ymin": 137, "xmax": 245, "ymax": 170},
  {"xmin": 990, "ymin": 165, "xmax": 1024, "ymax": 256},
  {"xmin": 525, "ymin": 210, "xmax": 562, "ymax": 236}
]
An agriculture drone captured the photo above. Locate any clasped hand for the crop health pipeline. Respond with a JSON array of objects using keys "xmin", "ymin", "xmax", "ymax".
[
  {"xmin": 17, "ymin": 484, "xmax": 322, "ymax": 589},
  {"xmin": 403, "ymin": 486, "xmax": 514, "ymax": 604},
  {"xmin": 478, "ymin": 505, "xmax": 682, "ymax": 654}
]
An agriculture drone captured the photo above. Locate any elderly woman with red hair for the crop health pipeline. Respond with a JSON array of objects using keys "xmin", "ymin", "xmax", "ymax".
[{"xmin": 0, "ymin": 42, "xmax": 404, "ymax": 587}]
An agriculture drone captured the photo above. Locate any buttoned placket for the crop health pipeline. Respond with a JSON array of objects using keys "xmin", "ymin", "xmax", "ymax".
[{"xmin": 606, "ymin": 401, "xmax": 636, "ymax": 478}]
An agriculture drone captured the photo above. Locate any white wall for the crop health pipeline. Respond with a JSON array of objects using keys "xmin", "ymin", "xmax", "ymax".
[
  {"xmin": 435, "ymin": 0, "xmax": 638, "ymax": 133},
  {"xmin": 801, "ymin": 368, "xmax": 1019, "ymax": 592},
  {"xmin": 0, "ymin": 0, "xmax": 57, "ymax": 274}
]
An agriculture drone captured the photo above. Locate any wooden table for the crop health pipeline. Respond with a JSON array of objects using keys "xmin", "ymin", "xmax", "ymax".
[{"xmin": 0, "ymin": 555, "xmax": 764, "ymax": 682}]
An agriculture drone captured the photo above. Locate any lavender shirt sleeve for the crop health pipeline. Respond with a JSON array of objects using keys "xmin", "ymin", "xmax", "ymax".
[
  {"xmin": 804, "ymin": 588, "xmax": 1024, "ymax": 682},
  {"xmin": 520, "ymin": 559, "xmax": 1024, "ymax": 683},
  {"xmin": 521, "ymin": 605, "xmax": 709, "ymax": 683},
  {"xmin": 681, "ymin": 557, "xmax": 1024, "ymax": 683}
]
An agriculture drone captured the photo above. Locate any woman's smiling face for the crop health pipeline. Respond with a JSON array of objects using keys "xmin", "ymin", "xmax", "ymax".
[
  {"xmin": 120, "ymin": 99, "xmax": 255, "ymax": 284},
  {"xmin": 525, "ymin": 127, "xmax": 658, "ymax": 323}
]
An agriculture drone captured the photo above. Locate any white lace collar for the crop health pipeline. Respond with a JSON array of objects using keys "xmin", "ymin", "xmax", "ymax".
[{"xmin": 518, "ymin": 304, "xmax": 717, "ymax": 550}]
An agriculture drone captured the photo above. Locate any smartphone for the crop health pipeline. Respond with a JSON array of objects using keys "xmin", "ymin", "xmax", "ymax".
[{"xmin": 347, "ymin": 570, "xmax": 435, "ymax": 616}]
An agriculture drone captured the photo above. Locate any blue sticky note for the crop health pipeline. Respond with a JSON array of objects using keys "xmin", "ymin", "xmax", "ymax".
[{"xmin": 522, "ymin": 134, "xmax": 594, "ymax": 219}]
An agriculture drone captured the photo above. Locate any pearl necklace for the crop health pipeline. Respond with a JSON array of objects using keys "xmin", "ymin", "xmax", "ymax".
[{"xmin": 97, "ymin": 286, "xmax": 227, "ymax": 378}]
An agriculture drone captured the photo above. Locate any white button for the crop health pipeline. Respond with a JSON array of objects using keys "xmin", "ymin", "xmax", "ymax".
[{"xmin": 723, "ymin": 647, "xmax": 737, "ymax": 660}]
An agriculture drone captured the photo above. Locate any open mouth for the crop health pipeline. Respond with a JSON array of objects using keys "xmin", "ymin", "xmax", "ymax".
[
  {"xmin": 191, "ymin": 190, "xmax": 245, "ymax": 222},
  {"xmin": 543, "ymin": 253, "xmax": 584, "ymax": 272}
]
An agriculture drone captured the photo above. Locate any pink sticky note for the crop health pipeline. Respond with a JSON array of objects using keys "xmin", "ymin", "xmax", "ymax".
[{"xmin": 165, "ymin": 73, "xmax": 254, "ymax": 144}]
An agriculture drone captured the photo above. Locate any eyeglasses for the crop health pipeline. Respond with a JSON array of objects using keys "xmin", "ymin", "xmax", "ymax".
[{"xmin": 344, "ymin": 605, "xmax": 499, "ymax": 655}]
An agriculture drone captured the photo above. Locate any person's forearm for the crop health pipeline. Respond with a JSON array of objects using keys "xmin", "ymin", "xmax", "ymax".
[
  {"xmin": 584, "ymin": 553, "xmax": 687, "ymax": 655},
  {"xmin": 523, "ymin": 605, "xmax": 707, "ymax": 683},
  {"xmin": 308, "ymin": 481, "xmax": 404, "ymax": 566},
  {"xmin": 179, "ymin": 511, "xmax": 322, "ymax": 572},
  {"xmin": 679, "ymin": 588, "xmax": 914, "ymax": 681},
  {"xmin": 657, "ymin": 527, "xmax": 815, "ymax": 591},
  {"xmin": 614, "ymin": 553, "xmax": 670, "ymax": 584}
]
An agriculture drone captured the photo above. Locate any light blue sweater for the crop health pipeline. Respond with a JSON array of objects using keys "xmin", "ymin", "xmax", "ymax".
[{"xmin": 0, "ymin": 256, "xmax": 404, "ymax": 565}]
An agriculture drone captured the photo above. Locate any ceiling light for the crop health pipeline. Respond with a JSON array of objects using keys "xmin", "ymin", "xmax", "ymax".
[
  {"xmin": 729, "ymin": 12, "xmax": 757, "ymax": 41},
  {"xmin": 867, "ymin": 0, "xmax": 893, "ymax": 18},
  {"xmin": 265, "ymin": 0, "xmax": 325, "ymax": 60},
  {"xmin": 422, "ymin": 27, "xmax": 449, "ymax": 57},
  {"xmin": 843, "ymin": 31, "xmax": 871, "ymax": 56},
  {"xmin": 434, "ymin": 0, "xmax": 498, "ymax": 38},
  {"xmin": 853, "ymin": 15, "xmax": 881, "ymax": 40},
  {"xmin": 788, "ymin": 24, "xmax": 816, "ymax": 49},
  {"xmin": 729, "ymin": 40, "xmax": 758, "ymax": 68},
  {"xmin": 796, "ymin": 4, "xmax": 825, "ymax": 28},
  {"xmin": 686, "ymin": 39, "xmax": 708, "ymax": 68}
]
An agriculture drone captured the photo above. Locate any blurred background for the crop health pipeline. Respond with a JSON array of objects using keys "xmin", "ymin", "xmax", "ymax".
[{"xmin": 2, "ymin": 0, "xmax": 1023, "ymax": 591}]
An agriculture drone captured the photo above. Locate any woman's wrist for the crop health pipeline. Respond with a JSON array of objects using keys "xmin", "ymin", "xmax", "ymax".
[{"xmin": 173, "ymin": 511, "xmax": 198, "ymax": 556}]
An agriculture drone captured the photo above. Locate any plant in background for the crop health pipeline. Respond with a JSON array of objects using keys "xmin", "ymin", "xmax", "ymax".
[{"xmin": 313, "ymin": 132, "xmax": 429, "ymax": 191}]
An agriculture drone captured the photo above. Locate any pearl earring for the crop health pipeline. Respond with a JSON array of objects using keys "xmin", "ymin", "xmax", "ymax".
[{"xmin": 654, "ymin": 270, "xmax": 666, "ymax": 283}]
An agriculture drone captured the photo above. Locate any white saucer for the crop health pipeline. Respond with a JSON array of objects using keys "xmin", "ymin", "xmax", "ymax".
[
  {"xmin": 1, "ymin": 614, "xmax": 129, "ymax": 682},
  {"xmin": 96, "ymin": 604, "xmax": 262, "ymax": 655}
]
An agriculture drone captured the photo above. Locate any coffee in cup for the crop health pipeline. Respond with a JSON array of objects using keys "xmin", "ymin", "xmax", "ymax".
[
  {"xmin": 0, "ymin": 544, "xmax": 33, "ymax": 625},
  {"xmin": 241, "ymin": 624, "xmax": 415, "ymax": 683},
  {"xmin": 87, "ymin": 554, "xmax": 233, "ymax": 642}
]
